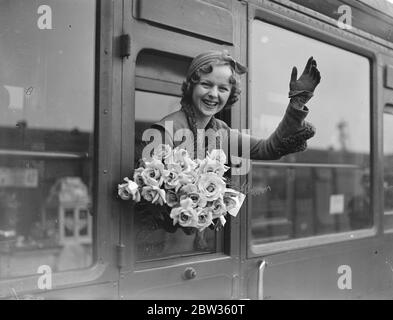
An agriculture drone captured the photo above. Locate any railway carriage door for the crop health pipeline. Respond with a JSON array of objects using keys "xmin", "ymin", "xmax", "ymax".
[
  {"xmin": 243, "ymin": 3, "xmax": 382, "ymax": 299},
  {"xmin": 117, "ymin": 0, "xmax": 244, "ymax": 299}
]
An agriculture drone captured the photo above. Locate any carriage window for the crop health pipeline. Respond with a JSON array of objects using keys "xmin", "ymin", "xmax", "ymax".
[
  {"xmin": 0, "ymin": 0, "xmax": 95, "ymax": 278},
  {"xmin": 133, "ymin": 51, "xmax": 224, "ymax": 262},
  {"xmin": 383, "ymin": 107, "xmax": 393, "ymax": 231},
  {"xmin": 250, "ymin": 20, "xmax": 371, "ymax": 247}
]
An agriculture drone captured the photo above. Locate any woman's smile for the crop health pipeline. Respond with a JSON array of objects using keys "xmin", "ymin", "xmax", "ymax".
[{"xmin": 201, "ymin": 99, "xmax": 218, "ymax": 108}]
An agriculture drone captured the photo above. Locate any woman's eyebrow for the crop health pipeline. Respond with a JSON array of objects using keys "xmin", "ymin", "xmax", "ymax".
[
  {"xmin": 200, "ymin": 79, "xmax": 230, "ymax": 87},
  {"xmin": 217, "ymin": 82, "xmax": 231, "ymax": 88}
]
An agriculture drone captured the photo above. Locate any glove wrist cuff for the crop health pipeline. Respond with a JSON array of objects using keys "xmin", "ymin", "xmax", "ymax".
[{"xmin": 288, "ymin": 90, "xmax": 314, "ymax": 98}]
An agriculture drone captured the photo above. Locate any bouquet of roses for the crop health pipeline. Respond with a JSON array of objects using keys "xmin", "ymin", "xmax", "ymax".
[{"xmin": 118, "ymin": 144, "xmax": 245, "ymax": 232}]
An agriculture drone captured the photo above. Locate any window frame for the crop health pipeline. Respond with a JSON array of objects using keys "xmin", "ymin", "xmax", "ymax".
[
  {"xmin": 383, "ymin": 105, "xmax": 393, "ymax": 233},
  {"xmin": 246, "ymin": 3, "xmax": 380, "ymax": 259},
  {"xmin": 131, "ymin": 49, "xmax": 231, "ymax": 268},
  {"xmin": 119, "ymin": 30, "xmax": 243, "ymax": 271}
]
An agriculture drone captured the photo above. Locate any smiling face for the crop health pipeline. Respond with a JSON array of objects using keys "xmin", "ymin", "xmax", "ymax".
[{"xmin": 191, "ymin": 64, "xmax": 232, "ymax": 121}]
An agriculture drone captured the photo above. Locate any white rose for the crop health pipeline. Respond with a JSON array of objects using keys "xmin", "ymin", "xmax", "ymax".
[
  {"xmin": 141, "ymin": 159, "xmax": 165, "ymax": 187},
  {"xmin": 196, "ymin": 207, "xmax": 213, "ymax": 231},
  {"xmin": 207, "ymin": 149, "xmax": 227, "ymax": 164},
  {"xmin": 197, "ymin": 173, "xmax": 226, "ymax": 202},
  {"xmin": 153, "ymin": 144, "xmax": 172, "ymax": 161},
  {"xmin": 141, "ymin": 185, "xmax": 166, "ymax": 205},
  {"xmin": 118, "ymin": 178, "xmax": 141, "ymax": 202},
  {"xmin": 170, "ymin": 198, "xmax": 198, "ymax": 228}
]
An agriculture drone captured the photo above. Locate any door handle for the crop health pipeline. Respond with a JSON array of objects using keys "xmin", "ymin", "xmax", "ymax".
[{"xmin": 257, "ymin": 260, "xmax": 267, "ymax": 300}]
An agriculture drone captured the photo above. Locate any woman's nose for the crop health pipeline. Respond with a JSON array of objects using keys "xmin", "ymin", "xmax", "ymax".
[{"xmin": 208, "ymin": 86, "xmax": 218, "ymax": 98}]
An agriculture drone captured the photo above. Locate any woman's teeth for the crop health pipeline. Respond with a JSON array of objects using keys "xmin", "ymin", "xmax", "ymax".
[{"xmin": 202, "ymin": 100, "xmax": 218, "ymax": 107}]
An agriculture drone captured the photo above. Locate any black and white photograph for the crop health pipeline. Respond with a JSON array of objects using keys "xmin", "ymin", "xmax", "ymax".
[{"xmin": 0, "ymin": 0, "xmax": 392, "ymax": 305}]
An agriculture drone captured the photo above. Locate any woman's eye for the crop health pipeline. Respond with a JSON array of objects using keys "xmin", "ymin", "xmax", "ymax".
[
  {"xmin": 219, "ymin": 87, "xmax": 229, "ymax": 92},
  {"xmin": 201, "ymin": 82, "xmax": 210, "ymax": 88}
]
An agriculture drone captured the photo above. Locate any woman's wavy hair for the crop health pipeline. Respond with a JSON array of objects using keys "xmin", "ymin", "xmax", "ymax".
[{"xmin": 180, "ymin": 61, "xmax": 242, "ymax": 109}]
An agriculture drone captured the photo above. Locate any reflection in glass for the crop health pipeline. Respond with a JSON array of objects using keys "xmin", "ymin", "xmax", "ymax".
[
  {"xmin": 79, "ymin": 209, "xmax": 88, "ymax": 236},
  {"xmin": 64, "ymin": 209, "xmax": 75, "ymax": 237},
  {"xmin": 250, "ymin": 20, "xmax": 371, "ymax": 246},
  {"xmin": 0, "ymin": 0, "xmax": 95, "ymax": 278}
]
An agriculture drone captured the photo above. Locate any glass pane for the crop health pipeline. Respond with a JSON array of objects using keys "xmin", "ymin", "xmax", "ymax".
[
  {"xmin": 251, "ymin": 165, "xmax": 370, "ymax": 244},
  {"xmin": 134, "ymin": 90, "xmax": 222, "ymax": 261},
  {"xmin": 0, "ymin": 0, "xmax": 95, "ymax": 278},
  {"xmin": 251, "ymin": 21, "xmax": 370, "ymax": 164},
  {"xmin": 250, "ymin": 20, "xmax": 371, "ymax": 247},
  {"xmin": 384, "ymin": 108, "xmax": 393, "ymax": 231}
]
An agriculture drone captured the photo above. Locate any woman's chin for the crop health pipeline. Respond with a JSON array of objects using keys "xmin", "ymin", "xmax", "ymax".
[
  {"xmin": 203, "ymin": 109, "xmax": 217, "ymax": 116},
  {"xmin": 199, "ymin": 105, "xmax": 220, "ymax": 117},
  {"xmin": 193, "ymin": 103, "xmax": 223, "ymax": 118}
]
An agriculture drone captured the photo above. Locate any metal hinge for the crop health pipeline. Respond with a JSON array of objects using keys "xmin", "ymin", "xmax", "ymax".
[
  {"xmin": 119, "ymin": 34, "xmax": 131, "ymax": 59},
  {"xmin": 117, "ymin": 243, "xmax": 126, "ymax": 268}
]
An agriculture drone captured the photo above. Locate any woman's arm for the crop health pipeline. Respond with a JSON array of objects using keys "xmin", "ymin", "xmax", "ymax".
[
  {"xmin": 229, "ymin": 99, "xmax": 314, "ymax": 160},
  {"xmin": 230, "ymin": 57, "xmax": 320, "ymax": 160},
  {"xmin": 251, "ymin": 100, "xmax": 315, "ymax": 160}
]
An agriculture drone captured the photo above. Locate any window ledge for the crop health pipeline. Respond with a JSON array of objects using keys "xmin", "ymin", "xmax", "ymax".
[{"xmin": 249, "ymin": 228, "xmax": 376, "ymax": 257}]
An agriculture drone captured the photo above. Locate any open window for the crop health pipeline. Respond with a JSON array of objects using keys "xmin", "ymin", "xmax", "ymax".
[{"xmin": 133, "ymin": 50, "xmax": 227, "ymax": 262}]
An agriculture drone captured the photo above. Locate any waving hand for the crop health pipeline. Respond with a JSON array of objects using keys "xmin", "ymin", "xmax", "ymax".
[{"xmin": 289, "ymin": 56, "xmax": 321, "ymax": 95}]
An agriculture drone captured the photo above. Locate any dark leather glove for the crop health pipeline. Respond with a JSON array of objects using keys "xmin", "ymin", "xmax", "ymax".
[{"xmin": 289, "ymin": 56, "xmax": 321, "ymax": 101}]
